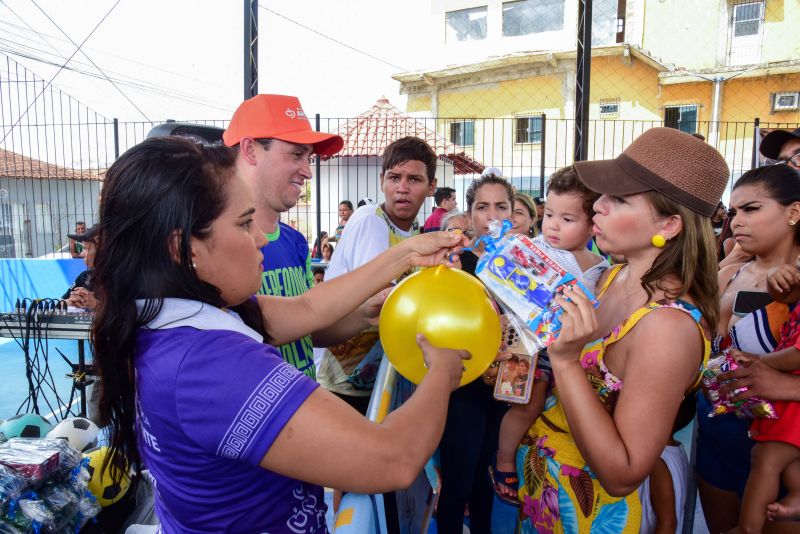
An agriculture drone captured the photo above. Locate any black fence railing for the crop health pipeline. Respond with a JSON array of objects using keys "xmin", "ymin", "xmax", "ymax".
[{"xmin": 2, "ymin": 114, "xmax": 798, "ymax": 259}]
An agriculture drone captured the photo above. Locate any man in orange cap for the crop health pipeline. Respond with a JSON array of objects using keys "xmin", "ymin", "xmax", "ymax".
[{"xmin": 224, "ymin": 94, "xmax": 360, "ymax": 379}]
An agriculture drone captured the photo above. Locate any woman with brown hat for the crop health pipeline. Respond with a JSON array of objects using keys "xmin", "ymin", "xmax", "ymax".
[{"xmin": 515, "ymin": 128, "xmax": 727, "ymax": 532}]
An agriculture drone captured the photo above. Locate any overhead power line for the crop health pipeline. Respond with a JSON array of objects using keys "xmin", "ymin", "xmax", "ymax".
[
  {"xmin": 0, "ymin": 21, "xmax": 233, "ymax": 115},
  {"xmin": 0, "ymin": 1, "xmax": 64, "ymax": 58},
  {"xmin": 29, "ymin": 0, "xmax": 151, "ymax": 122},
  {"xmin": 257, "ymin": 4, "xmax": 408, "ymax": 72},
  {"xmin": 0, "ymin": 34, "xmax": 233, "ymax": 113},
  {"xmin": 0, "ymin": 17, "xmax": 226, "ymax": 91},
  {"xmin": 1, "ymin": 0, "xmax": 123, "ymax": 144}
]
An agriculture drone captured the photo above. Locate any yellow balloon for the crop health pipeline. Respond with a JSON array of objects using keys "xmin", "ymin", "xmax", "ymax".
[{"xmin": 379, "ymin": 265, "xmax": 501, "ymax": 386}]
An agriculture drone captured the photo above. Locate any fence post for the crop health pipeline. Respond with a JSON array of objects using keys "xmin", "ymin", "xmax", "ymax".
[
  {"xmin": 751, "ymin": 117, "xmax": 760, "ymax": 169},
  {"xmin": 113, "ymin": 118, "xmax": 120, "ymax": 160},
  {"xmin": 539, "ymin": 113, "xmax": 547, "ymax": 196},
  {"xmin": 243, "ymin": 0, "xmax": 258, "ymax": 99},
  {"xmin": 573, "ymin": 0, "xmax": 592, "ymax": 162},
  {"xmin": 315, "ymin": 114, "xmax": 322, "ymax": 249}
]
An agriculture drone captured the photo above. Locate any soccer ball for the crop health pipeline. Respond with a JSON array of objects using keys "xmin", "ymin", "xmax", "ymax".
[
  {"xmin": 84, "ymin": 446, "xmax": 131, "ymax": 507},
  {"xmin": 0, "ymin": 413, "xmax": 53, "ymax": 438},
  {"xmin": 47, "ymin": 417, "xmax": 100, "ymax": 452}
]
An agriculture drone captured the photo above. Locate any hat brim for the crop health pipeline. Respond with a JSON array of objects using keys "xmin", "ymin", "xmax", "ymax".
[
  {"xmin": 273, "ymin": 130, "xmax": 344, "ymax": 157},
  {"xmin": 760, "ymin": 130, "xmax": 800, "ymax": 160},
  {"xmin": 67, "ymin": 232, "xmax": 96, "ymax": 242},
  {"xmin": 573, "ymin": 158, "xmax": 653, "ymax": 197},
  {"xmin": 68, "ymin": 225, "xmax": 99, "ymax": 242}
]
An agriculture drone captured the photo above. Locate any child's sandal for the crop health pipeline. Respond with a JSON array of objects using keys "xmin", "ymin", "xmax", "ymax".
[{"xmin": 488, "ymin": 465, "xmax": 520, "ymax": 507}]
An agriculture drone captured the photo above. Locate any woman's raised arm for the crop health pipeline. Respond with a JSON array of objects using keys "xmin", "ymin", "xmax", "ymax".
[
  {"xmin": 260, "ymin": 231, "xmax": 466, "ymax": 346},
  {"xmin": 260, "ymin": 335, "xmax": 470, "ymax": 492}
]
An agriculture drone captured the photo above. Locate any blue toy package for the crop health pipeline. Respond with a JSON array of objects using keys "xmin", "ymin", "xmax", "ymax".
[{"xmin": 475, "ymin": 232, "xmax": 599, "ymax": 351}]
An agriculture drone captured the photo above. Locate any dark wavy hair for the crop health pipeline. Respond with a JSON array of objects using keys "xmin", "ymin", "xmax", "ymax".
[
  {"xmin": 733, "ymin": 165, "xmax": 800, "ymax": 244},
  {"xmin": 465, "ymin": 173, "xmax": 515, "ymax": 213},
  {"xmin": 92, "ymin": 136, "xmax": 268, "ymax": 483}
]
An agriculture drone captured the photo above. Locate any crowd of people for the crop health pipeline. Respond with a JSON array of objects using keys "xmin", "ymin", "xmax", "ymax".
[{"xmin": 80, "ymin": 92, "xmax": 800, "ymax": 534}]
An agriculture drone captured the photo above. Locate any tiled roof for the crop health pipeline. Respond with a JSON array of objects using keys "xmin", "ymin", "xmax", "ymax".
[
  {"xmin": 333, "ymin": 98, "xmax": 485, "ymax": 174},
  {"xmin": 0, "ymin": 148, "xmax": 104, "ymax": 181}
]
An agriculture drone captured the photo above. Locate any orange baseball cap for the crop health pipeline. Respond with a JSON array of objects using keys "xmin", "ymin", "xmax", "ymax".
[{"xmin": 223, "ymin": 94, "xmax": 343, "ymax": 157}]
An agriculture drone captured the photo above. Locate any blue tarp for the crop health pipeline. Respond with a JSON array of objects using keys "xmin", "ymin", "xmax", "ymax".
[{"xmin": 0, "ymin": 259, "xmax": 86, "ymax": 310}]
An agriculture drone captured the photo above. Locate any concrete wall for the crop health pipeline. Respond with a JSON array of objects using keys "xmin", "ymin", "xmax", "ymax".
[
  {"xmin": 639, "ymin": 0, "xmax": 800, "ymax": 69},
  {"xmin": 639, "ymin": 0, "xmax": 725, "ymax": 68},
  {"xmin": 0, "ymin": 178, "xmax": 100, "ymax": 258}
]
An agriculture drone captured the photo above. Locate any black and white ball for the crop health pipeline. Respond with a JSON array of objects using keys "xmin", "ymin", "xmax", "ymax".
[{"xmin": 47, "ymin": 416, "xmax": 100, "ymax": 452}]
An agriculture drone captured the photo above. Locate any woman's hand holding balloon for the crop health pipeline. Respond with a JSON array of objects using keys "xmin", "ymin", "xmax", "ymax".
[
  {"xmin": 417, "ymin": 334, "xmax": 472, "ymax": 391},
  {"xmin": 547, "ymin": 286, "xmax": 598, "ymax": 363}
]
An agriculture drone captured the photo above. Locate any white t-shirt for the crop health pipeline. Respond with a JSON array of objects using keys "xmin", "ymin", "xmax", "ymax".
[
  {"xmin": 530, "ymin": 235, "xmax": 609, "ymax": 294},
  {"xmin": 638, "ymin": 444, "xmax": 689, "ymax": 534},
  {"xmin": 325, "ymin": 204, "xmax": 413, "ymax": 281},
  {"xmin": 317, "ymin": 204, "xmax": 415, "ymax": 396}
]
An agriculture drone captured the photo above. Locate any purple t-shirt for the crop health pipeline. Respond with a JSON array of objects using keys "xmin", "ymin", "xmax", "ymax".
[{"xmin": 135, "ymin": 326, "xmax": 326, "ymax": 533}]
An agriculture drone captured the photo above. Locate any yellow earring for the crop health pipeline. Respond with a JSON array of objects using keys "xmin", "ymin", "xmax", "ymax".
[
  {"xmin": 651, "ymin": 234, "xmax": 667, "ymax": 248},
  {"xmin": 790, "ymin": 220, "xmax": 797, "ymax": 226}
]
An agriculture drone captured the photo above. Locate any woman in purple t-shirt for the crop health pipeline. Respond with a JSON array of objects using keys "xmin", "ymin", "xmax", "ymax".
[{"xmin": 90, "ymin": 137, "xmax": 472, "ymax": 533}]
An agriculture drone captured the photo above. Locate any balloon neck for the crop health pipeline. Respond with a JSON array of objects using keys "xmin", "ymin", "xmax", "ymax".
[
  {"xmin": 478, "ymin": 219, "xmax": 512, "ymax": 254},
  {"xmin": 455, "ymin": 219, "xmax": 512, "ymax": 261}
]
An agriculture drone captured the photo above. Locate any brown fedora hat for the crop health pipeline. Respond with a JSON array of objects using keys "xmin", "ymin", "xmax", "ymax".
[{"xmin": 574, "ymin": 128, "xmax": 729, "ymax": 217}]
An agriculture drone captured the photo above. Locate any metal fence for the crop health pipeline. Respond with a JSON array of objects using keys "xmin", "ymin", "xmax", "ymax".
[
  {"xmin": 2, "ymin": 54, "xmax": 799, "ymax": 258},
  {"xmin": 2, "ymin": 114, "xmax": 798, "ymax": 259}
]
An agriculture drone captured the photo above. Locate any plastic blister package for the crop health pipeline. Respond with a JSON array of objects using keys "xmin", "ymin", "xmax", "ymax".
[
  {"xmin": 702, "ymin": 351, "xmax": 777, "ymax": 419},
  {"xmin": 475, "ymin": 224, "xmax": 599, "ymax": 352}
]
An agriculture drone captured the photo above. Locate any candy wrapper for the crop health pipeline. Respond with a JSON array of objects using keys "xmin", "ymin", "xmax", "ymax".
[
  {"xmin": 702, "ymin": 352, "xmax": 777, "ymax": 419},
  {"xmin": 474, "ymin": 221, "xmax": 599, "ymax": 351}
]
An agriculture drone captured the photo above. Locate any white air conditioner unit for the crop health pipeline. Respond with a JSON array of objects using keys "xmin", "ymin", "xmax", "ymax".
[{"xmin": 772, "ymin": 91, "xmax": 800, "ymax": 112}]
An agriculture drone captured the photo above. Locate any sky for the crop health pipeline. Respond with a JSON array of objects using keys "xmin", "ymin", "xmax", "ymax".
[{"xmin": 0, "ymin": 0, "xmax": 436, "ymax": 123}]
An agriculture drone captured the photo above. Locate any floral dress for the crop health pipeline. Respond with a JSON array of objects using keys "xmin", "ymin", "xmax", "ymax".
[{"xmin": 516, "ymin": 265, "xmax": 710, "ymax": 533}]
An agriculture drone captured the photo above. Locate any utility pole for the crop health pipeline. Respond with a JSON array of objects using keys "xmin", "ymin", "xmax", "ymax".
[{"xmin": 244, "ymin": 0, "xmax": 258, "ymax": 99}]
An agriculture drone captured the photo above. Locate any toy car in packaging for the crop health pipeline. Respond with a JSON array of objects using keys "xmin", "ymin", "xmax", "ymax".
[{"xmin": 476, "ymin": 234, "xmax": 598, "ymax": 351}]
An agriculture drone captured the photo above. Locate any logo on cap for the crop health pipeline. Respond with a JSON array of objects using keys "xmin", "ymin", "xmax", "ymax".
[{"xmin": 284, "ymin": 107, "xmax": 306, "ymax": 120}]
